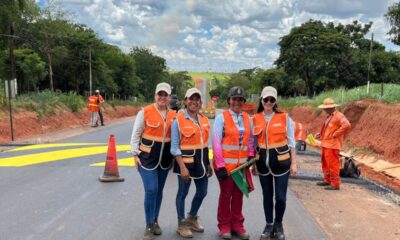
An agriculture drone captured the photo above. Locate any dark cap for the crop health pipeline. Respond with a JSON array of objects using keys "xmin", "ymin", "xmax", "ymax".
[{"xmin": 228, "ymin": 86, "xmax": 246, "ymax": 98}]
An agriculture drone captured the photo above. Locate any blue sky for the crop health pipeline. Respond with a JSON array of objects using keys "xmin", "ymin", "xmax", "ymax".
[{"xmin": 37, "ymin": 0, "xmax": 400, "ymax": 72}]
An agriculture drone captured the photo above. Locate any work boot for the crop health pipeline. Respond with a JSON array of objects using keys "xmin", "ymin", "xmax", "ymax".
[
  {"xmin": 316, "ymin": 181, "xmax": 330, "ymax": 186},
  {"xmin": 273, "ymin": 222, "xmax": 285, "ymax": 240},
  {"xmin": 152, "ymin": 220, "xmax": 162, "ymax": 235},
  {"xmin": 260, "ymin": 223, "xmax": 273, "ymax": 240},
  {"xmin": 186, "ymin": 214, "xmax": 204, "ymax": 232},
  {"xmin": 143, "ymin": 225, "xmax": 154, "ymax": 240},
  {"xmin": 176, "ymin": 219, "xmax": 193, "ymax": 238},
  {"xmin": 324, "ymin": 185, "xmax": 340, "ymax": 190}
]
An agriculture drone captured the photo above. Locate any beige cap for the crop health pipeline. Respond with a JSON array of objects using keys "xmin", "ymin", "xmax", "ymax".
[
  {"xmin": 185, "ymin": 88, "xmax": 202, "ymax": 99},
  {"xmin": 95, "ymin": 89, "xmax": 100, "ymax": 93},
  {"xmin": 261, "ymin": 86, "xmax": 277, "ymax": 99},
  {"xmin": 318, "ymin": 97, "xmax": 340, "ymax": 109},
  {"xmin": 155, "ymin": 82, "xmax": 171, "ymax": 95}
]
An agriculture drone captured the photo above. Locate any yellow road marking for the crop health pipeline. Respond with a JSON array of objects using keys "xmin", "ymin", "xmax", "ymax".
[
  {"xmin": 0, "ymin": 145, "xmax": 130, "ymax": 167},
  {"xmin": 7, "ymin": 143, "xmax": 106, "ymax": 152}
]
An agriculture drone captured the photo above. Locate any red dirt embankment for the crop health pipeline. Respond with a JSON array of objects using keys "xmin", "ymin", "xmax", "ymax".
[
  {"xmin": 290, "ymin": 100, "xmax": 400, "ymax": 191},
  {"xmin": 0, "ymin": 106, "xmax": 141, "ymax": 143}
]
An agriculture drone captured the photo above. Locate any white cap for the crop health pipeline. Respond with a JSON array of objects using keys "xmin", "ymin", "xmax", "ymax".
[
  {"xmin": 185, "ymin": 88, "xmax": 202, "ymax": 99},
  {"xmin": 155, "ymin": 82, "xmax": 171, "ymax": 95},
  {"xmin": 95, "ymin": 89, "xmax": 100, "ymax": 93},
  {"xmin": 260, "ymin": 86, "xmax": 277, "ymax": 99}
]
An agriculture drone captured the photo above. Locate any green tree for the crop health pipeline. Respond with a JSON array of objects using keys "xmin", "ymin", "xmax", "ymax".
[
  {"xmin": 14, "ymin": 48, "xmax": 46, "ymax": 92},
  {"xmin": 276, "ymin": 20, "xmax": 351, "ymax": 96},
  {"xmin": 169, "ymin": 71, "xmax": 193, "ymax": 99},
  {"xmin": 386, "ymin": 2, "xmax": 400, "ymax": 45},
  {"xmin": 130, "ymin": 47, "xmax": 168, "ymax": 101}
]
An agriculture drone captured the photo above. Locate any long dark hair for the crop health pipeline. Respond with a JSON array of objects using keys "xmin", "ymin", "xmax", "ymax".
[{"xmin": 257, "ymin": 100, "xmax": 284, "ymax": 113}]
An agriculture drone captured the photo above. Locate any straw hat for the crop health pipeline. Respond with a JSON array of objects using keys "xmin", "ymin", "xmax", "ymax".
[{"xmin": 318, "ymin": 97, "xmax": 340, "ymax": 109}]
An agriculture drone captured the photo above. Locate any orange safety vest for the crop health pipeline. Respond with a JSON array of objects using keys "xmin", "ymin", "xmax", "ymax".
[
  {"xmin": 252, "ymin": 112, "xmax": 288, "ymax": 149},
  {"xmin": 295, "ymin": 122, "xmax": 307, "ymax": 141},
  {"xmin": 142, "ymin": 103, "xmax": 176, "ymax": 143},
  {"xmin": 87, "ymin": 96, "xmax": 99, "ymax": 111},
  {"xmin": 221, "ymin": 110, "xmax": 251, "ymax": 173},
  {"xmin": 177, "ymin": 112, "xmax": 209, "ymax": 150}
]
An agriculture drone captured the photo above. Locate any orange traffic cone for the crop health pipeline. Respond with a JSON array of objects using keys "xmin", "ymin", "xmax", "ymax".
[{"xmin": 99, "ymin": 134, "xmax": 124, "ymax": 182}]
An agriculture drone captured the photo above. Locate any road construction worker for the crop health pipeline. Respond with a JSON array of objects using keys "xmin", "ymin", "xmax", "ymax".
[
  {"xmin": 212, "ymin": 86, "xmax": 255, "ymax": 240},
  {"xmin": 87, "ymin": 94, "xmax": 99, "ymax": 127},
  {"xmin": 95, "ymin": 90, "xmax": 105, "ymax": 126},
  {"xmin": 294, "ymin": 121, "xmax": 308, "ymax": 151},
  {"xmin": 315, "ymin": 97, "xmax": 351, "ymax": 190},
  {"xmin": 169, "ymin": 94, "xmax": 180, "ymax": 113},
  {"xmin": 252, "ymin": 86, "xmax": 297, "ymax": 240},
  {"xmin": 130, "ymin": 82, "xmax": 177, "ymax": 240},
  {"xmin": 170, "ymin": 88, "xmax": 213, "ymax": 238}
]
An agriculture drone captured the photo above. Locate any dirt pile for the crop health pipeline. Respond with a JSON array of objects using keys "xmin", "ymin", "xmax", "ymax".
[{"xmin": 0, "ymin": 105, "xmax": 140, "ymax": 143}]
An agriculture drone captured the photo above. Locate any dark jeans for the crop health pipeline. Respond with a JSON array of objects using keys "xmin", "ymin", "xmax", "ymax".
[
  {"xmin": 259, "ymin": 172, "xmax": 290, "ymax": 224},
  {"xmin": 138, "ymin": 166, "xmax": 170, "ymax": 224},
  {"xmin": 98, "ymin": 109, "xmax": 104, "ymax": 125},
  {"xmin": 176, "ymin": 175, "xmax": 208, "ymax": 220}
]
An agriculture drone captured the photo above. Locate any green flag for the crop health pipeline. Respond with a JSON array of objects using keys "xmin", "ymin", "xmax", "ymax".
[
  {"xmin": 229, "ymin": 159, "xmax": 256, "ymax": 198},
  {"xmin": 231, "ymin": 168, "xmax": 250, "ymax": 197}
]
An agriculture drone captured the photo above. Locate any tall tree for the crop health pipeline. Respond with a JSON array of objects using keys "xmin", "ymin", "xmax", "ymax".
[{"xmin": 386, "ymin": 2, "xmax": 400, "ymax": 45}]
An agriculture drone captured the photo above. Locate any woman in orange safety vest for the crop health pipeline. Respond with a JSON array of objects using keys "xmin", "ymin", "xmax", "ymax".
[
  {"xmin": 170, "ymin": 88, "xmax": 212, "ymax": 238},
  {"xmin": 130, "ymin": 82, "xmax": 177, "ymax": 240},
  {"xmin": 252, "ymin": 86, "xmax": 297, "ymax": 240},
  {"xmin": 212, "ymin": 86, "xmax": 255, "ymax": 240}
]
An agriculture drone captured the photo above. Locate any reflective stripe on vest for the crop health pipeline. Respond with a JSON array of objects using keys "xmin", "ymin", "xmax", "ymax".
[
  {"xmin": 177, "ymin": 111, "xmax": 210, "ymax": 150},
  {"xmin": 295, "ymin": 122, "xmax": 306, "ymax": 141},
  {"xmin": 87, "ymin": 96, "xmax": 99, "ymax": 111},
  {"xmin": 221, "ymin": 110, "xmax": 251, "ymax": 173},
  {"xmin": 253, "ymin": 112, "xmax": 288, "ymax": 149}
]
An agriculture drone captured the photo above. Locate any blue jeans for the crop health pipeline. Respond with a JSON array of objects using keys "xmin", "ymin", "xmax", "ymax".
[
  {"xmin": 176, "ymin": 175, "xmax": 208, "ymax": 220},
  {"xmin": 259, "ymin": 172, "xmax": 290, "ymax": 224},
  {"xmin": 138, "ymin": 166, "xmax": 170, "ymax": 224}
]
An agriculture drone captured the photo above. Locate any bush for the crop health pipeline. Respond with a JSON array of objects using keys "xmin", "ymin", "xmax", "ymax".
[{"xmin": 59, "ymin": 92, "xmax": 85, "ymax": 112}]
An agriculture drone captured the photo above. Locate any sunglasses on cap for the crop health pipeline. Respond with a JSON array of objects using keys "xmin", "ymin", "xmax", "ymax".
[{"xmin": 263, "ymin": 97, "xmax": 276, "ymax": 103}]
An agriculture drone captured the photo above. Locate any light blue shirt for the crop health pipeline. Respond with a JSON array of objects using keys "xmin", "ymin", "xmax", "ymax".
[{"xmin": 170, "ymin": 109, "xmax": 200, "ymax": 157}]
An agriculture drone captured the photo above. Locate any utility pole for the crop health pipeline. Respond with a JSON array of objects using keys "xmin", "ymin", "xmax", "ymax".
[
  {"xmin": 7, "ymin": 23, "xmax": 17, "ymax": 142},
  {"xmin": 367, "ymin": 32, "xmax": 373, "ymax": 95},
  {"xmin": 89, "ymin": 46, "xmax": 92, "ymax": 96}
]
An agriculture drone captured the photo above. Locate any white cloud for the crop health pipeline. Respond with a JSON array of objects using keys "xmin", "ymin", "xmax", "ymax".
[{"xmin": 53, "ymin": 0, "xmax": 400, "ymax": 72}]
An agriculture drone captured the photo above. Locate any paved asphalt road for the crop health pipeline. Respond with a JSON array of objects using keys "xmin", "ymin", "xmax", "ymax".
[{"xmin": 0, "ymin": 118, "xmax": 327, "ymax": 240}]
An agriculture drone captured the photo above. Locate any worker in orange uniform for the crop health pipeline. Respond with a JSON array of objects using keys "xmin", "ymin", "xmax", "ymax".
[
  {"xmin": 130, "ymin": 82, "xmax": 177, "ymax": 240},
  {"xmin": 171, "ymin": 88, "xmax": 213, "ymax": 238},
  {"xmin": 95, "ymin": 90, "xmax": 105, "ymax": 126},
  {"xmin": 315, "ymin": 98, "xmax": 351, "ymax": 190},
  {"xmin": 212, "ymin": 86, "xmax": 255, "ymax": 240},
  {"xmin": 294, "ymin": 122, "xmax": 308, "ymax": 151},
  {"xmin": 87, "ymin": 93, "xmax": 99, "ymax": 127}
]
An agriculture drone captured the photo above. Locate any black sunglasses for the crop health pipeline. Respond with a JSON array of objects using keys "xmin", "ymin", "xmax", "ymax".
[
  {"xmin": 157, "ymin": 92, "xmax": 168, "ymax": 97},
  {"xmin": 263, "ymin": 97, "xmax": 276, "ymax": 103}
]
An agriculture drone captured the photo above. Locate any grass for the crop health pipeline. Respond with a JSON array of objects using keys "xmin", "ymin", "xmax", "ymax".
[
  {"xmin": 279, "ymin": 83, "xmax": 400, "ymax": 109},
  {"xmin": 187, "ymin": 72, "xmax": 230, "ymax": 85}
]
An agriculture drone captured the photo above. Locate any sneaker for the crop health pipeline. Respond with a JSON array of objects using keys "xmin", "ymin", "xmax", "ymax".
[
  {"xmin": 260, "ymin": 224, "xmax": 274, "ymax": 240},
  {"xmin": 186, "ymin": 214, "xmax": 204, "ymax": 232},
  {"xmin": 143, "ymin": 227, "xmax": 154, "ymax": 240},
  {"xmin": 152, "ymin": 221, "xmax": 162, "ymax": 235},
  {"xmin": 101, "ymin": 123, "xmax": 105, "ymax": 126},
  {"xmin": 218, "ymin": 231, "xmax": 232, "ymax": 239},
  {"xmin": 316, "ymin": 181, "xmax": 330, "ymax": 186},
  {"xmin": 176, "ymin": 219, "xmax": 193, "ymax": 238},
  {"xmin": 324, "ymin": 185, "xmax": 340, "ymax": 190}
]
